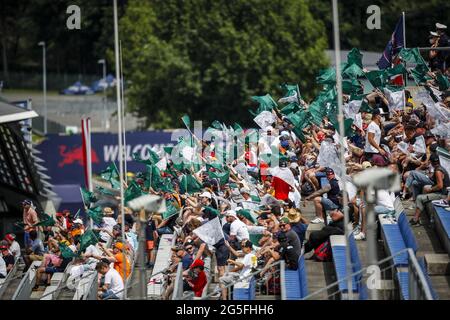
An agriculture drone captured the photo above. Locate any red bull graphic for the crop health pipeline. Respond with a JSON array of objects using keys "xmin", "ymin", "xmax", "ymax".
[
  {"xmin": 37, "ymin": 131, "xmax": 173, "ymax": 185},
  {"xmin": 58, "ymin": 145, "xmax": 100, "ymax": 167}
]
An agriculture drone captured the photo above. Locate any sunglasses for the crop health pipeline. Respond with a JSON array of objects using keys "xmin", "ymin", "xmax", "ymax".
[{"xmin": 279, "ymin": 224, "xmax": 287, "ymax": 228}]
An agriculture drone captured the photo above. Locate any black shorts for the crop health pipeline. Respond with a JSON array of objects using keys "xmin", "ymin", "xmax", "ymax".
[{"xmin": 215, "ymin": 244, "xmax": 230, "ymax": 267}]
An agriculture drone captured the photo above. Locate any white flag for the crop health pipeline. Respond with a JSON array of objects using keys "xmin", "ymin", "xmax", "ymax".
[
  {"xmin": 269, "ymin": 166, "xmax": 296, "ymax": 188},
  {"xmin": 253, "ymin": 111, "xmax": 276, "ymax": 129},
  {"xmin": 278, "ymin": 91, "xmax": 298, "ymax": 104},
  {"xmin": 431, "ymin": 122, "xmax": 450, "ymax": 138},
  {"xmin": 412, "ymin": 135, "xmax": 426, "ymax": 154},
  {"xmin": 193, "ymin": 217, "xmax": 224, "ymax": 246},
  {"xmin": 384, "ymin": 88, "xmax": 405, "ymax": 111},
  {"xmin": 156, "ymin": 157, "xmax": 167, "ymax": 171},
  {"xmin": 343, "ymin": 100, "xmax": 362, "ymax": 119}
]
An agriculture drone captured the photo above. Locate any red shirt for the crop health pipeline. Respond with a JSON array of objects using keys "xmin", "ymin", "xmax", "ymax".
[
  {"xmin": 190, "ymin": 271, "xmax": 207, "ymax": 297},
  {"xmin": 271, "ymin": 176, "xmax": 290, "ymax": 201}
]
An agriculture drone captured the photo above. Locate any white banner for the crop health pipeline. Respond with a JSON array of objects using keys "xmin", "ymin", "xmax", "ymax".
[
  {"xmin": 193, "ymin": 217, "xmax": 224, "ymax": 246},
  {"xmin": 253, "ymin": 111, "xmax": 276, "ymax": 129},
  {"xmin": 384, "ymin": 88, "xmax": 405, "ymax": 111}
]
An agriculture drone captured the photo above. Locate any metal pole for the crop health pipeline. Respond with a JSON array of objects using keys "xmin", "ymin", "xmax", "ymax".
[
  {"xmin": 365, "ymin": 187, "xmax": 379, "ymax": 300},
  {"xmin": 38, "ymin": 42, "xmax": 47, "ymax": 135},
  {"xmin": 402, "ymin": 12, "xmax": 408, "ymax": 86},
  {"xmin": 138, "ymin": 208, "xmax": 148, "ymax": 299},
  {"xmin": 332, "ymin": 0, "xmax": 353, "ymax": 300},
  {"xmin": 120, "ymin": 40, "xmax": 127, "ymax": 180},
  {"xmin": 113, "ymin": 0, "xmax": 127, "ymax": 300}
]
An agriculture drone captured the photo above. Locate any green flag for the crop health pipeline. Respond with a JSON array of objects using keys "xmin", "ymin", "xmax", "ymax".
[
  {"xmin": 359, "ymin": 100, "xmax": 373, "ymax": 113},
  {"xmin": 132, "ymin": 149, "xmax": 160, "ymax": 166},
  {"xmin": 207, "ymin": 169, "xmax": 230, "ymax": 185},
  {"xmin": 250, "ymin": 94, "xmax": 278, "ymax": 116},
  {"xmin": 79, "ymin": 230, "xmax": 100, "ymax": 252},
  {"xmin": 411, "ymin": 63, "xmax": 431, "ymax": 84},
  {"xmin": 279, "ymin": 83, "xmax": 301, "ymax": 104},
  {"xmin": 203, "ymin": 206, "xmax": 220, "ymax": 219},
  {"xmin": 100, "ymin": 163, "xmax": 121, "ymax": 189},
  {"xmin": 59, "ymin": 243, "xmax": 78, "ymax": 259},
  {"xmin": 398, "ymin": 47, "xmax": 427, "ymax": 65},
  {"xmin": 342, "ymin": 63, "xmax": 365, "ymax": 79},
  {"xmin": 181, "ymin": 114, "xmax": 191, "ymax": 130},
  {"xmin": 34, "ymin": 213, "xmax": 55, "ymax": 227},
  {"xmin": 316, "ymin": 67, "xmax": 336, "ymax": 85},
  {"xmin": 347, "ymin": 48, "xmax": 363, "ymax": 68},
  {"xmin": 124, "ymin": 180, "xmax": 146, "ymax": 204},
  {"xmin": 436, "ymin": 72, "xmax": 450, "ymax": 91},
  {"xmin": 87, "ymin": 206, "xmax": 104, "ymax": 225},
  {"xmin": 162, "ymin": 203, "xmax": 180, "ymax": 220},
  {"xmin": 342, "ymin": 78, "xmax": 363, "ymax": 95},
  {"xmin": 280, "ymin": 102, "xmax": 300, "ymax": 116},
  {"xmin": 180, "ymin": 174, "xmax": 203, "ymax": 194},
  {"xmin": 365, "ymin": 70, "xmax": 388, "ymax": 88},
  {"xmin": 96, "ymin": 186, "xmax": 116, "ymax": 197},
  {"xmin": 211, "ymin": 120, "xmax": 223, "ymax": 130},
  {"xmin": 80, "ymin": 187, "xmax": 97, "ymax": 207},
  {"xmin": 237, "ymin": 209, "xmax": 256, "ymax": 224},
  {"xmin": 163, "ymin": 146, "xmax": 174, "ymax": 155}
]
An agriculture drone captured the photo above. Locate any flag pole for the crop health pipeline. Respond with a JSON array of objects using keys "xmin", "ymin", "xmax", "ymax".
[
  {"xmin": 113, "ymin": 0, "xmax": 127, "ymax": 300},
  {"xmin": 120, "ymin": 40, "xmax": 128, "ymax": 182},
  {"xmin": 332, "ymin": 0, "xmax": 354, "ymax": 300},
  {"xmin": 402, "ymin": 12, "xmax": 408, "ymax": 87}
]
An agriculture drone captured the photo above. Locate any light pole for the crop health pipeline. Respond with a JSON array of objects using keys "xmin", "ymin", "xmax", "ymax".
[
  {"xmin": 38, "ymin": 41, "xmax": 47, "ymax": 135},
  {"xmin": 98, "ymin": 59, "xmax": 110, "ymax": 130},
  {"xmin": 113, "ymin": 0, "xmax": 127, "ymax": 300}
]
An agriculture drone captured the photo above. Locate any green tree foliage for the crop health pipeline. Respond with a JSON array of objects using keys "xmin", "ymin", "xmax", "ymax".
[{"xmin": 119, "ymin": 0, "xmax": 329, "ymax": 128}]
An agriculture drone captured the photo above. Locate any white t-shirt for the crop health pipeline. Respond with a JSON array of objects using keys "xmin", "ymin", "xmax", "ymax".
[
  {"xmin": 85, "ymin": 244, "xmax": 101, "ymax": 264},
  {"xmin": 104, "ymin": 268, "xmax": 124, "ymax": 298},
  {"xmin": 230, "ymin": 219, "xmax": 250, "ymax": 241},
  {"xmin": 10, "ymin": 241, "xmax": 21, "ymax": 257},
  {"xmin": 364, "ymin": 121, "xmax": 382, "ymax": 153},
  {"xmin": 100, "ymin": 217, "xmax": 117, "ymax": 242},
  {"xmin": 376, "ymin": 190, "xmax": 395, "ymax": 210},
  {"xmin": 240, "ymin": 252, "xmax": 257, "ymax": 279},
  {"xmin": 0, "ymin": 256, "xmax": 7, "ymax": 277}
]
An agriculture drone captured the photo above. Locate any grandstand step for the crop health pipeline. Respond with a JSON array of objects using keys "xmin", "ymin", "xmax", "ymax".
[
  {"xmin": 40, "ymin": 285, "xmax": 58, "ymax": 300},
  {"xmin": 424, "ymin": 254, "xmax": 450, "ymax": 275},
  {"xmin": 429, "ymin": 276, "xmax": 450, "ymax": 300},
  {"xmin": 305, "ymin": 260, "xmax": 335, "ymax": 299},
  {"xmin": 50, "ymin": 273, "xmax": 65, "ymax": 286},
  {"xmin": 254, "ymin": 295, "xmax": 278, "ymax": 300}
]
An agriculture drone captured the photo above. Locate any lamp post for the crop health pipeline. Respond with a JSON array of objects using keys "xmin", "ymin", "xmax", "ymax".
[
  {"xmin": 98, "ymin": 59, "xmax": 110, "ymax": 130},
  {"xmin": 38, "ymin": 41, "xmax": 47, "ymax": 135}
]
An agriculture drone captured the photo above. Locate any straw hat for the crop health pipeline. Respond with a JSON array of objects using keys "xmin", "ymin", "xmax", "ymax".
[
  {"xmin": 284, "ymin": 208, "xmax": 301, "ymax": 223},
  {"xmin": 103, "ymin": 207, "xmax": 114, "ymax": 215}
]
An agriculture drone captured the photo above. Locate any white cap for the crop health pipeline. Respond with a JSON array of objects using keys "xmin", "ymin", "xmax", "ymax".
[
  {"xmin": 280, "ymin": 131, "xmax": 290, "ymax": 137},
  {"xmin": 430, "ymin": 31, "xmax": 439, "ymax": 37},
  {"xmin": 225, "ymin": 210, "xmax": 237, "ymax": 218},
  {"xmin": 265, "ymin": 126, "xmax": 274, "ymax": 132},
  {"xmin": 240, "ymin": 187, "xmax": 250, "ymax": 194},
  {"xmin": 290, "ymin": 162, "xmax": 299, "ymax": 169},
  {"xmin": 73, "ymin": 219, "xmax": 83, "ymax": 225},
  {"xmin": 199, "ymin": 191, "xmax": 212, "ymax": 199},
  {"xmin": 436, "ymin": 23, "xmax": 447, "ymax": 30}
]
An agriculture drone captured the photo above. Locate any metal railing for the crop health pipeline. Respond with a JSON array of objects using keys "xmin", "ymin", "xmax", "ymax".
[
  {"xmin": 12, "ymin": 261, "xmax": 41, "ymax": 300},
  {"xmin": 303, "ymin": 248, "xmax": 434, "ymax": 300},
  {"xmin": 0, "ymin": 257, "xmax": 21, "ymax": 299}
]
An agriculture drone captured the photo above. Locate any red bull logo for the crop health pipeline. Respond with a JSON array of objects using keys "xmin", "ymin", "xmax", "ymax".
[{"xmin": 58, "ymin": 145, "xmax": 99, "ymax": 167}]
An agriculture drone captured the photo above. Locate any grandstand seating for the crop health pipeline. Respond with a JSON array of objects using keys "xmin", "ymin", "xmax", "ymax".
[
  {"xmin": 282, "ymin": 255, "xmax": 308, "ymax": 300},
  {"xmin": 330, "ymin": 235, "xmax": 367, "ymax": 300},
  {"xmin": 431, "ymin": 205, "xmax": 450, "ymax": 256},
  {"xmin": 148, "ymin": 233, "xmax": 175, "ymax": 298},
  {"xmin": 233, "ymin": 277, "xmax": 256, "ymax": 300},
  {"xmin": 379, "ymin": 207, "xmax": 438, "ymax": 300}
]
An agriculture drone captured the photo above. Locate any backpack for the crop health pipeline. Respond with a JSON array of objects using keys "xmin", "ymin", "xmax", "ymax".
[{"xmin": 314, "ymin": 240, "xmax": 332, "ymax": 262}]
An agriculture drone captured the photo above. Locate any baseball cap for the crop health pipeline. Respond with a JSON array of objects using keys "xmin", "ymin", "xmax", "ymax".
[
  {"xmin": 0, "ymin": 245, "xmax": 8, "ymax": 250},
  {"xmin": 190, "ymin": 259, "xmax": 205, "ymax": 269},
  {"xmin": 279, "ymin": 217, "xmax": 290, "ymax": 224},
  {"xmin": 325, "ymin": 167, "xmax": 335, "ymax": 174},
  {"xmin": 240, "ymin": 187, "xmax": 250, "ymax": 194},
  {"xmin": 73, "ymin": 218, "xmax": 83, "ymax": 225},
  {"xmin": 114, "ymin": 242, "xmax": 125, "ymax": 250},
  {"xmin": 225, "ymin": 210, "xmax": 237, "ymax": 219},
  {"xmin": 199, "ymin": 191, "xmax": 212, "ymax": 199},
  {"xmin": 5, "ymin": 234, "xmax": 15, "ymax": 242},
  {"xmin": 362, "ymin": 161, "xmax": 372, "ymax": 169},
  {"xmin": 424, "ymin": 131, "xmax": 435, "ymax": 139}
]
